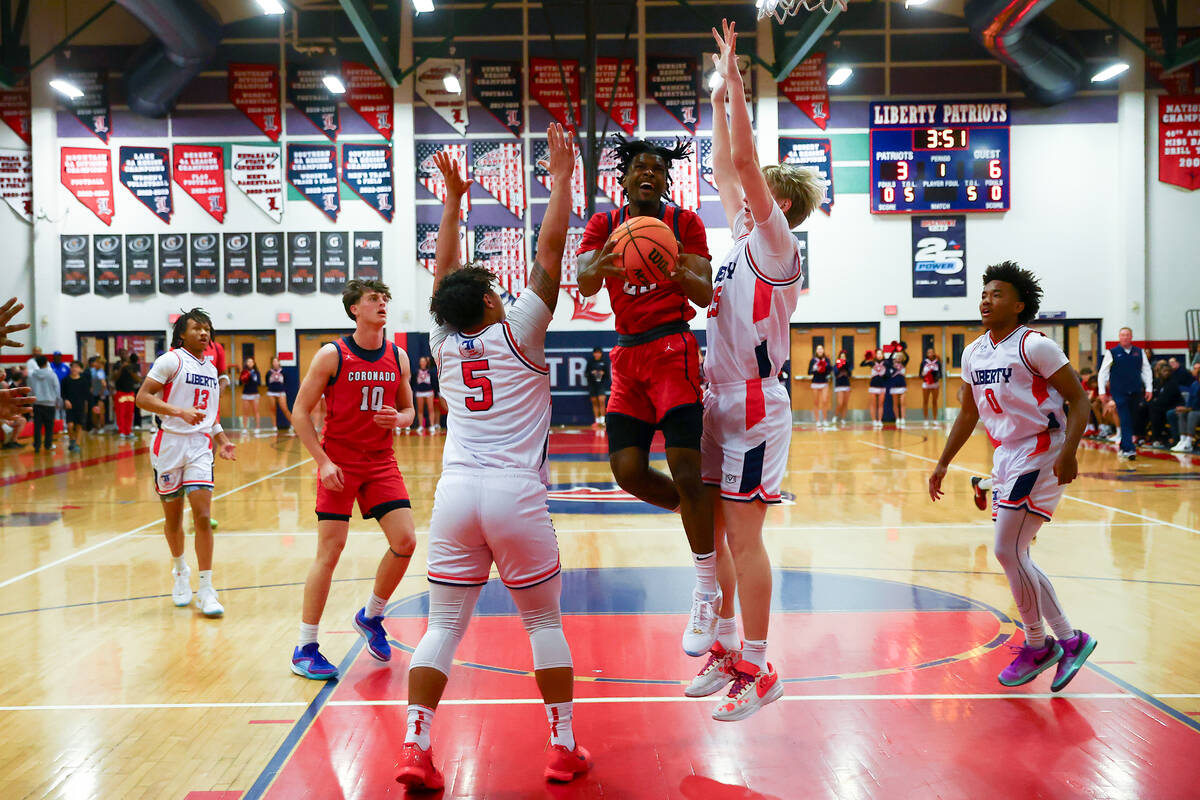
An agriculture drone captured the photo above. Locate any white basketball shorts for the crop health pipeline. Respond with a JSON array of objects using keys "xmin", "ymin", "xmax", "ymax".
[
  {"xmin": 149, "ymin": 430, "xmax": 214, "ymax": 497},
  {"xmin": 701, "ymin": 378, "xmax": 792, "ymax": 503},
  {"xmin": 426, "ymin": 468, "xmax": 561, "ymax": 590},
  {"xmin": 991, "ymin": 431, "xmax": 1067, "ymax": 521}
]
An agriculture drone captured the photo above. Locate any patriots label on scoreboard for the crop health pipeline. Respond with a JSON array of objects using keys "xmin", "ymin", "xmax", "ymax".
[{"xmin": 870, "ymin": 100, "xmax": 1009, "ymax": 214}]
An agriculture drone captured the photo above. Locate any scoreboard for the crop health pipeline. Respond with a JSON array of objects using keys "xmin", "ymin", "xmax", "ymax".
[{"xmin": 869, "ymin": 100, "xmax": 1010, "ymax": 214}]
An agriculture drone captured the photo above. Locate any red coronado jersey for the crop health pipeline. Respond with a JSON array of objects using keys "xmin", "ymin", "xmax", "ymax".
[
  {"xmin": 203, "ymin": 340, "xmax": 227, "ymax": 374},
  {"xmin": 577, "ymin": 203, "xmax": 711, "ymax": 335},
  {"xmin": 321, "ymin": 336, "xmax": 405, "ymax": 459}
]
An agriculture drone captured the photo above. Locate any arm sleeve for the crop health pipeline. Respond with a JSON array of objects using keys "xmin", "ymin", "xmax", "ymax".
[
  {"xmin": 575, "ymin": 212, "xmax": 610, "ymax": 256},
  {"xmin": 747, "ymin": 204, "xmax": 801, "ymax": 282},
  {"xmin": 146, "ymin": 352, "xmax": 180, "ymax": 385},
  {"xmin": 1097, "ymin": 350, "xmax": 1113, "ymax": 393},
  {"xmin": 1141, "ymin": 352, "xmax": 1152, "ymax": 389},
  {"xmin": 504, "ymin": 290, "xmax": 554, "ymax": 365},
  {"xmin": 679, "ymin": 211, "xmax": 711, "ymax": 261},
  {"xmin": 1024, "ymin": 335, "xmax": 1070, "ymax": 378}
]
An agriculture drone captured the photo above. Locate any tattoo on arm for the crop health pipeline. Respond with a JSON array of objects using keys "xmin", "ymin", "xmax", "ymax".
[{"xmin": 526, "ymin": 258, "xmax": 560, "ymax": 313}]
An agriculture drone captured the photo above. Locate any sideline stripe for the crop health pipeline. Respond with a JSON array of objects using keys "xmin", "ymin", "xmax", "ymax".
[
  {"xmin": 0, "ymin": 458, "xmax": 313, "ymax": 589},
  {"xmin": 0, "ymin": 445, "xmax": 149, "ymax": 487}
]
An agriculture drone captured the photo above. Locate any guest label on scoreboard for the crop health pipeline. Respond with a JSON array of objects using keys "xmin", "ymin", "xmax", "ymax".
[{"xmin": 869, "ymin": 100, "xmax": 1009, "ymax": 214}]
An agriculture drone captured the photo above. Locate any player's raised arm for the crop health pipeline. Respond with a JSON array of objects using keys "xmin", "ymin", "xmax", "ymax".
[
  {"xmin": 719, "ymin": 20, "xmax": 774, "ymax": 226},
  {"xmin": 527, "ymin": 123, "xmax": 576, "ymax": 312},
  {"xmin": 432, "ymin": 151, "xmax": 473, "ymax": 295},
  {"xmin": 292, "ymin": 344, "xmax": 344, "ymax": 491},
  {"xmin": 709, "ymin": 21, "xmax": 746, "ymax": 228}
]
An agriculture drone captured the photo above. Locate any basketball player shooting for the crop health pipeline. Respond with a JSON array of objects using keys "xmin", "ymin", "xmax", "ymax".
[
  {"xmin": 396, "ymin": 123, "xmax": 592, "ymax": 789},
  {"xmin": 575, "ymin": 129, "xmax": 719, "ymax": 658},
  {"xmin": 929, "ymin": 263, "xmax": 1097, "ymax": 691},
  {"xmin": 687, "ymin": 19, "xmax": 823, "ymax": 721}
]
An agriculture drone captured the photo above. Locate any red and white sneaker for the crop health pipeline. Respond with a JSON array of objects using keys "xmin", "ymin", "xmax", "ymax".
[
  {"xmin": 544, "ymin": 743, "xmax": 592, "ymax": 782},
  {"xmin": 395, "ymin": 742, "xmax": 444, "ymax": 791},
  {"xmin": 712, "ymin": 661, "xmax": 783, "ymax": 722},
  {"xmin": 685, "ymin": 641, "xmax": 740, "ymax": 697}
]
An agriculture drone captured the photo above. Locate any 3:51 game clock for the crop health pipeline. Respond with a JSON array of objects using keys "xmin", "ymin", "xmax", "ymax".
[{"xmin": 870, "ymin": 100, "xmax": 1010, "ymax": 214}]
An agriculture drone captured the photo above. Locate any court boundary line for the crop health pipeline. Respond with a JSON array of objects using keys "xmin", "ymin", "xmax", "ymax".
[{"xmin": 0, "ymin": 457, "xmax": 313, "ymax": 589}]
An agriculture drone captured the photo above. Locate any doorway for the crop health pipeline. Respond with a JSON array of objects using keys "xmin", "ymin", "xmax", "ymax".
[
  {"xmin": 213, "ymin": 331, "xmax": 276, "ymax": 430},
  {"xmin": 789, "ymin": 323, "xmax": 879, "ymax": 420}
]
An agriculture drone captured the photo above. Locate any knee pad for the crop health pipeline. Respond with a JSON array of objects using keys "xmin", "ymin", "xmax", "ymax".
[
  {"xmin": 660, "ymin": 403, "xmax": 702, "ymax": 450},
  {"xmin": 528, "ymin": 626, "xmax": 573, "ymax": 670},
  {"xmin": 408, "ymin": 627, "xmax": 462, "ymax": 676}
]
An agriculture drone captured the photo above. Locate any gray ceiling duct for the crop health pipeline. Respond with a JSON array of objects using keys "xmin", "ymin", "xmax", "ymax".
[
  {"xmin": 965, "ymin": 0, "xmax": 1086, "ymax": 106},
  {"xmin": 116, "ymin": 0, "xmax": 222, "ymax": 118}
]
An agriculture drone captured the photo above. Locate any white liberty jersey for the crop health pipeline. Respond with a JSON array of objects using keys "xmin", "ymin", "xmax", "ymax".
[
  {"xmin": 704, "ymin": 205, "xmax": 804, "ymax": 384},
  {"xmin": 145, "ymin": 348, "xmax": 221, "ymax": 435},
  {"xmin": 962, "ymin": 326, "xmax": 1069, "ymax": 445},
  {"xmin": 432, "ymin": 289, "xmax": 553, "ymax": 481}
]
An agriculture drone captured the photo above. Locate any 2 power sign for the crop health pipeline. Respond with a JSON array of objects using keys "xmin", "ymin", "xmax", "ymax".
[{"xmin": 911, "ymin": 216, "xmax": 966, "ymax": 298}]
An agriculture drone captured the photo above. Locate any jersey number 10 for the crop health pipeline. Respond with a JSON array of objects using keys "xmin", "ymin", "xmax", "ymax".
[{"xmin": 360, "ymin": 385, "xmax": 385, "ymax": 411}]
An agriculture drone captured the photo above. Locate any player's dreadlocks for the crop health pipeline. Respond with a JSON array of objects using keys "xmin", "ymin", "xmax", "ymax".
[
  {"xmin": 171, "ymin": 308, "xmax": 213, "ymax": 348},
  {"xmin": 610, "ymin": 134, "xmax": 692, "ymax": 199},
  {"xmin": 982, "ymin": 261, "xmax": 1043, "ymax": 324}
]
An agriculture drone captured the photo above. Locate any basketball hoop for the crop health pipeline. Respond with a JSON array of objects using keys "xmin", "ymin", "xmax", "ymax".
[{"xmin": 756, "ymin": 0, "xmax": 847, "ymax": 22}]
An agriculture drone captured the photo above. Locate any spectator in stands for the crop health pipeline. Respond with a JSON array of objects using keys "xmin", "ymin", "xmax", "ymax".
[
  {"xmin": 1098, "ymin": 327, "xmax": 1152, "ymax": 460},
  {"xmin": 920, "ymin": 348, "xmax": 942, "ymax": 426},
  {"xmin": 0, "ymin": 297, "xmax": 33, "ymax": 435},
  {"xmin": 87, "ymin": 356, "xmax": 109, "ymax": 432},
  {"xmin": 585, "ymin": 347, "xmax": 610, "ymax": 428},
  {"xmin": 28, "ymin": 354, "xmax": 61, "ymax": 453},
  {"xmin": 113, "ymin": 354, "xmax": 141, "ymax": 439},
  {"xmin": 61, "ymin": 360, "xmax": 90, "ymax": 453},
  {"xmin": 24, "ymin": 345, "xmax": 42, "ymax": 376},
  {"xmin": 1169, "ymin": 361, "xmax": 1200, "ymax": 453}
]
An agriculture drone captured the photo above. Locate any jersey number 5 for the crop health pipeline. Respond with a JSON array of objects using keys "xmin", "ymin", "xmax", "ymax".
[
  {"xmin": 984, "ymin": 388, "xmax": 1004, "ymax": 414},
  {"xmin": 462, "ymin": 359, "xmax": 493, "ymax": 411}
]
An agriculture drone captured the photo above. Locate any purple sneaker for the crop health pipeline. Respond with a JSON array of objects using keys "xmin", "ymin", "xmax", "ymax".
[
  {"xmin": 998, "ymin": 637, "xmax": 1063, "ymax": 687},
  {"xmin": 1051, "ymin": 630, "xmax": 1097, "ymax": 692}
]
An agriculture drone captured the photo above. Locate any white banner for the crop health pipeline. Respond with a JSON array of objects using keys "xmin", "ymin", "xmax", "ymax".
[
  {"xmin": 416, "ymin": 58, "xmax": 468, "ymax": 136},
  {"xmin": 231, "ymin": 144, "xmax": 283, "ymax": 223},
  {"xmin": 0, "ymin": 148, "xmax": 31, "ymax": 222}
]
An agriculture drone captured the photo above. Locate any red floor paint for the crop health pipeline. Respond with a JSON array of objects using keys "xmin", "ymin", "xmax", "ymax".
[{"xmin": 0, "ymin": 445, "xmax": 148, "ymax": 487}]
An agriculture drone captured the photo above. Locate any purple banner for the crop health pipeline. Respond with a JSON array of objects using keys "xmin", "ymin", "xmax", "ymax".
[
  {"xmin": 778, "ymin": 138, "xmax": 834, "ymax": 215},
  {"xmin": 342, "ymin": 143, "xmax": 394, "ymax": 222},
  {"xmin": 287, "ymin": 143, "xmax": 339, "ymax": 221},
  {"xmin": 118, "ymin": 146, "xmax": 172, "ymax": 223}
]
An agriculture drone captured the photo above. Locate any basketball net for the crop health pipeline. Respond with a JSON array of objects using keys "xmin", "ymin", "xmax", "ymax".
[{"xmin": 756, "ymin": 0, "xmax": 847, "ymax": 22}]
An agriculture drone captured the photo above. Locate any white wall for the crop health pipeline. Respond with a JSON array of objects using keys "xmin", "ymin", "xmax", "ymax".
[{"xmin": 1146, "ymin": 103, "xmax": 1200, "ymax": 344}]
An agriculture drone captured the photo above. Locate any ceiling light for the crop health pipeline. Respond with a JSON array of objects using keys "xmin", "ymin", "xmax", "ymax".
[
  {"xmin": 827, "ymin": 67, "xmax": 853, "ymax": 86},
  {"xmin": 50, "ymin": 79, "xmax": 84, "ymax": 99},
  {"xmin": 443, "ymin": 73, "xmax": 461, "ymax": 93},
  {"xmin": 413, "ymin": 0, "xmax": 435, "ymax": 12},
  {"xmin": 255, "ymin": 0, "xmax": 286, "ymax": 13},
  {"xmin": 1090, "ymin": 62, "xmax": 1129, "ymax": 82},
  {"xmin": 904, "ymin": 0, "xmax": 930, "ymax": 7},
  {"xmin": 322, "ymin": 75, "xmax": 346, "ymax": 94}
]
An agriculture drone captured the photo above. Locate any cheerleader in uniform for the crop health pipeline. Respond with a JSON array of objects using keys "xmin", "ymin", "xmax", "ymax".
[
  {"xmin": 887, "ymin": 341, "xmax": 909, "ymax": 427},
  {"xmin": 863, "ymin": 351, "xmax": 887, "ymax": 428},
  {"xmin": 920, "ymin": 348, "xmax": 942, "ymax": 426},
  {"xmin": 412, "ymin": 356, "xmax": 440, "ymax": 435},
  {"xmin": 833, "ymin": 349, "xmax": 852, "ymax": 426},
  {"xmin": 808, "ymin": 345, "xmax": 831, "ymax": 428}
]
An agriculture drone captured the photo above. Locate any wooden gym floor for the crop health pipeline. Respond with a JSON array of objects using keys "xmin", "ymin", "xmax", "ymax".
[{"xmin": 0, "ymin": 423, "xmax": 1197, "ymax": 799}]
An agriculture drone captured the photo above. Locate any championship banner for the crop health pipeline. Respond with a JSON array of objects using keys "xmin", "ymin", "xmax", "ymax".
[
  {"xmin": 125, "ymin": 234, "xmax": 155, "ymax": 296},
  {"xmin": 287, "ymin": 60, "xmax": 340, "ymax": 141},
  {"xmin": 342, "ymin": 61, "xmax": 393, "ymax": 140},
  {"xmin": 342, "ymin": 143, "xmax": 394, "ymax": 221},
  {"xmin": 353, "ymin": 231, "xmax": 383, "ymax": 280},
  {"xmin": 232, "ymin": 144, "xmax": 283, "ymax": 223},
  {"xmin": 471, "ymin": 59, "xmax": 523, "ymax": 137},
  {"xmin": 0, "ymin": 148, "xmax": 31, "ymax": 222},
  {"xmin": 650, "ymin": 138, "xmax": 699, "ymax": 211},
  {"xmin": 228, "ymin": 63, "xmax": 282, "ymax": 141},
  {"xmin": 416, "ymin": 58, "xmax": 468, "ymax": 135},
  {"xmin": 533, "ymin": 139, "xmax": 587, "ymax": 221},
  {"xmin": 0, "ymin": 83, "xmax": 30, "ymax": 144},
  {"xmin": 1159, "ymin": 96, "xmax": 1200, "ymax": 191},
  {"xmin": 287, "ymin": 231, "xmax": 317, "ymax": 294},
  {"xmin": 530, "ymin": 57, "xmax": 581, "ymax": 129},
  {"xmin": 223, "ymin": 233, "xmax": 253, "ymax": 295},
  {"xmin": 1146, "ymin": 29, "xmax": 1199, "ymax": 95},
  {"xmin": 779, "ymin": 138, "xmax": 834, "ymax": 215},
  {"xmin": 158, "ymin": 233, "xmax": 188, "ymax": 295},
  {"xmin": 470, "ymin": 226, "xmax": 526, "ymax": 296},
  {"xmin": 61, "ymin": 147, "xmax": 114, "ymax": 225},
  {"xmin": 255, "ymin": 232, "xmax": 285, "ymax": 294},
  {"xmin": 912, "ymin": 216, "xmax": 967, "ymax": 298},
  {"xmin": 701, "ymin": 54, "xmax": 753, "ymax": 117},
  {"xmin": 648, "ymin": 56, "xmax": 699, "ymax": 135},
  {"xmin": 698, "ymin": 137, "xmax": 718, "ymax": 191},
  {"xmin": 533, "ymin": 225, "xmax": 610, "ymax": 321},
  {"xmin": 416, "ymin": 142, "xmax": 469, "ymax": 220},
  {"xmin": 173, "ymin": 145, "xmax": 226, "ymax": 223},
  {"xmin": 118, "ymin": 146, "xmax": 171, "ymax": 224},
  {"xmin": 287, "ymin": 143, "xmax": 340, "ymax": 221},
  {"xmin": 597, "ymin": 144, "xmax": 626, "ymax": 209},
  {"xmin": 93, "ymin": 234, "xmax": 123, "ymax": 297},
  {"xmin": 416, "ymin": 222, "xmax": 465, "ymax": 275},
  {"xmin": 57, "ymin": 68, "xmax": 110, "ymax": 142},
  {"xmin": 779, "ymin": 52, "xmax": 830, "ymax": 130},
  {"xmin": 471, "ymin": 140, "xmax": 525, "ymax": 220},
  {"xmin": 596, "ymin": 58, "xmax": 637, "ymax": 136},
  {"xmin": 61, "ymin": 235, "xmax": 90, "ymax": 296},
  {"xmin": 190, "ymin": 233, "xmax": 220, "ymax": 294},
  {"xmin": 320, "ymin": 231, "xmax": 349, "ymax": 294}
]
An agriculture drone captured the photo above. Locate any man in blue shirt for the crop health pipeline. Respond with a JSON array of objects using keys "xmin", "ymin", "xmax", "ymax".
[{"xmin": 1097, "ymin": 326, "xmax": 1152, "ymax": 460}]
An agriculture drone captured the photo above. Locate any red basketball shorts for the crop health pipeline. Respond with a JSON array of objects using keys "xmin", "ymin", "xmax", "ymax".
[
  {"xmin": 315, "ymin": 446, "xmax": 411, "ymax": 521},
  {"xmin": 608, "ymin": 331, "xmax": 703, "ymax": 424}
]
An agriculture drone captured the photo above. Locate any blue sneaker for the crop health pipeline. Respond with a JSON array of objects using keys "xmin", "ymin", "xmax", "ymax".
[
  {"xmin": 353, "ymin": 607, "xmax": 392, "ymax": 662},
  {"xmin": 291, "ymin": 643, "xmax": 338, "ymax": 680}
]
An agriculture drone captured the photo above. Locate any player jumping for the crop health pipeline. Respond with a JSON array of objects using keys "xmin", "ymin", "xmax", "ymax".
[{"xmin": 929, "ymin": 262, "xmax": 1097, "ymax": 690}]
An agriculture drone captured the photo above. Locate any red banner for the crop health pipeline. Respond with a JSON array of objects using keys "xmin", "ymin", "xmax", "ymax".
[
  {"xmin": 342, "ymin": 61, "xmax": 393, "ymax": 140},
  {"xmin": 229, "ymin": 63, "xmax": 282, "ymax": 141},
  {"xmin": 596, "ymin": 58, "xmax": 637, "ymax": 136},
  {"xmin": 779, "ymin": 52, "xmax": 830, "ymax": 130},
  {"xmin": 60, "ymin": 147, "xmax": 114, "ymax": 225},
  {"xmin": 530, "ymin": 57, "xmax": 581, "ymax": 130},
  {"xmin": 0, "ymin": 84, "xmax": 30, "ymax": 144},
  {"xmin": 1158, "ymin": 96, "xmax": 1200, "ymax": 191},
  {"xmin": 174, "ymin": 145, "xmax": 227, "ymax": 222}
]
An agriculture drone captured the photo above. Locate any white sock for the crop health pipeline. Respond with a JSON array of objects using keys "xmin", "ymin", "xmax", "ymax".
[
  {"xmin": 298, "ymin": 622, "xmax": 319, "ymax": 648},
  {"xmin": 545, "ymin": 701, "xmax": 575, "ymax": 750},
  {"xmin": 172, "ymin": 555, "xmax": 187, "ymax": 573},
  {"xmin": 742, "ymin": 639, "xmax": 768, "ymax": 671},
  {"xmin": 978, "ymin": 477, "xmax": 993, "ymax": 491},
  {"xmin": 1044, "ymin": 612, "xmax": 1074, "ymax": 641},
  {"xmin": 598, "ymin": 415, "xmax": 605, "ymax": 424},
  {"xmin": 198, "ymin": 570, "xmax": 213, "ymax": 590},
  {"xmin": 366, "ymin": 593, "xmax": 386, "ymax": 618},
  {"xmin": 692, "ymin": 551, "xmax": 717, "ymax": 596},
  {"xmin": 717, "ymin": 616, "xmax": 739, "ymax": 651},
  {"xmin": 1024, "ymin": 621, "xmax": 1047, "ymax": 649},
  {"xmin": 406, "ymin": 704, "xmax": 435, "ymax": 750}
]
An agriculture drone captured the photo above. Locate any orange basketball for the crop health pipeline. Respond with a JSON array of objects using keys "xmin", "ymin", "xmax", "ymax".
[{"xmin": 610, "ymin": 216, "xmax": 678, "ymax": 286}]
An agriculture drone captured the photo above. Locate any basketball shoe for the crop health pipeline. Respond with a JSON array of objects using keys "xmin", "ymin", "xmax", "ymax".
[
  {"xmin": 544, "ymin": 743, "xmax": 592, "ymax": 782},
  {"xmin": 1051, "ymin": 630, "xmax": 1097, "ymax": 692},
  {"xmin": 970, "ymin": 476, "xmax": 990, "ymax": 511},
  {"xmin": 171, "ymin": 567, "xmax": 192, "ymax": 607},
  {"xmin": 998, "ymin": 638, "xmax": 1062, "ymax": 687},
  {"xmin": 353, "ymin": 607, "xmax": 392, "ymax": 661},
  {"xmin": 196, "ymin": 586, "xmax": 224, "ymax": 617},
  {"xmin": 291, "ymin": 643, "xmax": 338, "ymax": 680},
  {"xmin": 711, "ymin": 660, "xmax": 783, "ymax": 721},
  {"xmin": 685, "ymin": 641, "xmax": 740, "ymax": 697},
  {"xmin": 395, "ymin": 742, "xmax": 444, "ymax": 791},
  {"xmin": 682, "ymin": 589, "xmax": 721, "ymax": 656}
]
